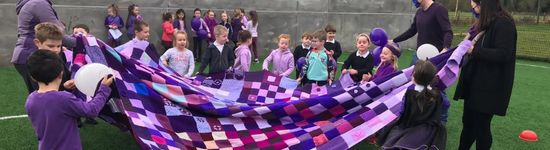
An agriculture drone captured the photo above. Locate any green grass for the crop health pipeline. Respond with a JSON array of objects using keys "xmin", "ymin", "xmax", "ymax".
[
  {"xmin": 2, "ymin": 50, "xmax": 549, "ymax": 149},
  {"xmin": 451, "ymin": 24, "xmax": 550, "ymax": 62}
]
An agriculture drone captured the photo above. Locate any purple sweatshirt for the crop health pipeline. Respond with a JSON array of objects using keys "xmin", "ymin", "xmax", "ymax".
[
  {"xmin": 13, "ymin": 0, "xmax": 65, "ymax": 64},
  {"xmin": 262, "ymin": 48, "xmax": 295, "ymax": 77},
  {"xmin": 204, "ymin": 17, "xmax": 218, "ymax": 42},
  {"xmin": 393, "ymin": 2, "xmax": 453, "ymax": 51},
  {"xmin": 371, "ymin": 62, "xmax": 397, "ymax": 81},
  {"xmin": 25, "ymin": 85, "xmax": 111, "ymax": 150},
  {"xmin": 234, "ymin": 44, "xmax": 252, "ymax": 72},
  {"xmin": 104, "ymin": 15, "xmax": 124, "ymax": 39}
]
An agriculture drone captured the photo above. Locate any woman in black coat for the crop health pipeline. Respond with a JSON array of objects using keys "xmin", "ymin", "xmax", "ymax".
[{"xmin": 454, "ymin": 0, "xmax": 517, "ymax": 149}]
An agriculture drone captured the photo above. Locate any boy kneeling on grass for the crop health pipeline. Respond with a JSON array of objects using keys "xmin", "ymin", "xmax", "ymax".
[{"xmin": 25, "ymin": 50, "xmax": 114, "ymax": 150}]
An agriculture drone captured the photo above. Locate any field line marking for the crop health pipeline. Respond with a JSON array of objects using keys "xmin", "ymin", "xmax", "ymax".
[
  {"xmin": 0, "ymin": 115, "xmax": 28, "ymax": 120},
  {"xmin": 517, "ymin": 63, "xmax": 550, "ymax": 69}
]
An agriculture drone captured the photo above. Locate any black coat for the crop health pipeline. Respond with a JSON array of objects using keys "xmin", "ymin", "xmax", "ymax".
[
  {"xmin": 199, "ymin": 44, "xmax": 235, "ymax": 74},
  {"xmin": 454, "ymin": 17, "xmax": 517, "ymax": 116}
]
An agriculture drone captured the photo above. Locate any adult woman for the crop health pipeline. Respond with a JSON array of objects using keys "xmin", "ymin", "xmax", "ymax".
[
  {"xmin": 13, "ymin": 0, "xmax": 71, "ymax": 93},
  {"xmin": 454, "ymin": 0, "xmax": 517, "ymax": 149}
]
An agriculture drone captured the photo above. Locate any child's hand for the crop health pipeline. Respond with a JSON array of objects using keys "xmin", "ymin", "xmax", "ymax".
[
  {"xmin": 341, "ymin": 69, "xmax": 348, "ymax": 74},
  {"xmin": 349, "ymin": 69, "xmax": 358, "ymax": 75},
  {"xmin": 467, "ymin": 45, "xmax": 474, "ymax": 54},
  {"xmin": 440, "ymin": 48, "xmax": 448, "ymax": 54},
  {"xmin": 328, "ymin": 80, "xmax": 333, "ymax": 85},
  {"xmin": 362, "ymin": 73, "xmax": 372, "ymax": 82},
  {"xmin": 326, "ymin": 50, "xmax": 334, "ymax": 56},
  {"xmin": 63, "ymin": 80, "xmax": 76, "ymax": 90},
  {"xmin": 101, "ymin": 74, "xmax": 115, "ymax": 86}
]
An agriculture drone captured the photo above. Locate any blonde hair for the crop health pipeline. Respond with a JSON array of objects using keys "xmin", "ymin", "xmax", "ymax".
[
  {"xmin": 173, "ymin": 30, "xmax": 188, "ymax": 48},
  {"xmin": 383, "ymin": 41, "xmax": 400, "ymax": 69},
  {"xmin": 355, "ymin": 33, "xmax": 371, "ymax": 44},
  {"xmin": 34, "ymin": 22, "xmax": 63, "ymax": 42},
  {"xmin": 278, "ymin": 34, "xmax": 291, "ymax": 42},
  {"xmin": 214, "ymin": 25, "xmax": 228, "ymax": 37}
]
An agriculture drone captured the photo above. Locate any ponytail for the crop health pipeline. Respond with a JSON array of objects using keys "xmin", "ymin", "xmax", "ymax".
[{"xmin": 415, "ymin": 86, "xmax": 439, "ymax": 112}]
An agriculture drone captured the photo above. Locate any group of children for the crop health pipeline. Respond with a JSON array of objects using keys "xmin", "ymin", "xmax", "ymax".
[{"xmin": 23, "ymin": 3, "xmax": 448, "ymax": 149}]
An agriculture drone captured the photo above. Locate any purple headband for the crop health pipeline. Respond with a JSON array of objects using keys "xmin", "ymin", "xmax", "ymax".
[{"xmin": 385, "ymin": 43, "xmax": 401, "ymax": 58}]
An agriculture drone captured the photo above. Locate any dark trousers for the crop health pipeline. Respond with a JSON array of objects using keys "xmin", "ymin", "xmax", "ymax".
[
  {"xmin": 14, "ymin": 64, "xmax": 37, "ymax": 94},
  {"xmin": 251, "ymin": 37, "xmax": 258, "ymax": 59},
  {"xmin": 193, "ymin": 37, "xmax": 204, "ymax": 61},
  {"xmin": 162, "ymin": 40, "xmax": 173, "ymax": 52},
  {"xmin": 306, "ymin": 80, "xmax": 327, "ymax": 86},
  {"xmin": 459, "ymin": 106, "xmax": 494, "ymax": 150}
]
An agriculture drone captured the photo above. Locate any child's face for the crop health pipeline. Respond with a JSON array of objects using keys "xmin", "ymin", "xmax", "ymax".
[
  {"xmin": 34, "ymin": 39, "xmax": 62, "ymax": 54},
  {"xmin": 327, "ymin": 32, "xmax": 336, "ymax": 41},
  {"xmin": 175, "ymin": 34, "xmax": 187, "ymax": 50},
  {"xmin": 107, "ymin": 8, "xmax": 115, "ymax": 16},
  {"xmin": 221, "ymin": 13, "xmax": 228, "ymax": 21},
  {"xmin": 208, "ymin": 11, "xmax": 215, "ymax": 18},
  {"xmin": 215, "ymin": 31, "xmax": 228, "ymax": 44},
  {"xmin": 73, "ymin": 28, "xmax": 88, "ymax": 36},
  {"xmin": 471, "ymin": 1, "xmax": 481, "ymax": 14},
  {"xmin": 177, "ymin": 13, "xmax": 184, "ymax": 20},
  {"xmin": 136, "ymin": 25, "xmax": 150, "ymax": 41},
  {"xmin": 301, "ymin": 37, "xmax": 311, "ymax": 47},
  {"xmin": 356, "ymin": 36, "xmax": 370, "ymax": 52},
  {"xmin": 380, "ymin": 48, "xmax": 393, "ymax": 63},
  {"xmin": 194, "ymin": 11, "xmax": 201, "ymax": 18},
  {"xmin": 278, "ymin": 38, "xmax": 290, "ymax": 50},
  {"xmin": 311, "ymin": 38, "xmax": 324, "ymax": 49},
  {"xmin": 133, "ymin": 7, "xmax": 140, "ymax": 15}
]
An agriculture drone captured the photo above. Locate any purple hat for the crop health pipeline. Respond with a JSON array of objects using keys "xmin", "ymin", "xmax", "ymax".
[{"xmin": 384, "ymin": 42, "xmax": 401, "ymax": 58}]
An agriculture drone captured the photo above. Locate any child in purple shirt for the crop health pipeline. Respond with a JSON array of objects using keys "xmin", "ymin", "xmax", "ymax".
[
  {"xmin": 126, "ymin": 4, "xmax": 142, "ymax": 39},
  {"xmin": 262, "ymin": 34, "xmax": 295, "ymax": 77},
  {"xmin": 25, "ymin": 50, "xmax": 114, "ymax": 150},
  {"xmin": 234, "ymin": 30, "xmax": 253, "ymax": 72},
  {"xmin": 104, "ymin": 4, "xmax": 124, "ymax": 47}
]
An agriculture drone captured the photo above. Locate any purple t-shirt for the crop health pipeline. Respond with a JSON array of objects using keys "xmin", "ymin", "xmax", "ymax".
[{"xmin": 25, "ymin": 85, "xmax": 111, "ymax": 150}]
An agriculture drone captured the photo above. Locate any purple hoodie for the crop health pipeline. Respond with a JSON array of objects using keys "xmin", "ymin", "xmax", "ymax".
[
  {"xmin": 204, "ymin": 16, "xmax": 218, "ymax": 42},
  {"xmin": 13, "ymin": 0, "xmax": 65, "ymax": 64},
  {"xmin": 262, "ymin": 48, "xmax": 295, "ymax": 77},
  {"xmin": 234, "ymin": 44, "xmax": 251, "ymax": 72}
]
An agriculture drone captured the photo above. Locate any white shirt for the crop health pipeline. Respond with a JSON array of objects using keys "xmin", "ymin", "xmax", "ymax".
[
  {"xmin": 326, "ymin": 39, "xmax": 336, "ymax": 43},
  {"xmin": 245, "ymin": 21, "xmax": 258, "ymax": 37},
  {"xmin": 302, "ymin": 44, "xmax": 311, "ymax": 50},
  {"xmin": 356, "ymin": 50, "xmax": 370, "ymax": 58},
  {"xmin": 214, "ymin": 41, "xmax": 224, "ymax": 53}
]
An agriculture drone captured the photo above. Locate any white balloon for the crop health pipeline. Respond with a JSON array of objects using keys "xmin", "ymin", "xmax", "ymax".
[
  {"xmin": 416, "ymin": 44, "xmax": 440, "ymax": 61},
  {"xmin": 74, "ymin": 63, "xmax": 114, "ymax": 99}
]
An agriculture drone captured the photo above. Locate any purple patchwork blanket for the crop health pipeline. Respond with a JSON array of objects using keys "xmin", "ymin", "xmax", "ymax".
[{"xmin": 72, "ymin": 36, "xmax": 471, "ymax": 150}]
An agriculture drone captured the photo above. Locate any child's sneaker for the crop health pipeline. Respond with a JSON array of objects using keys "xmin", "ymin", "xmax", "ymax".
[{"xmin": 254, "ymin": 58, "xmax": 260, "ymax": 63}]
